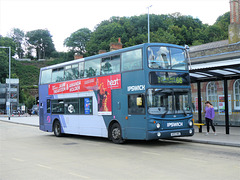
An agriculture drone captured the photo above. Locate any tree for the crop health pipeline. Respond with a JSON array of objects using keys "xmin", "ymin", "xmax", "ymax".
[
  {"xmin": 26, "ymin": 29, "xmax": 55, "ymax": 59},
  {"xmin": 0, "ymin": 36, "xmax": 16, "ymax": 83},
  {"xmin": 214, "ymin": 12, "xmax": 230, "ymax": 40},
  {"xmin": 64, "ymin": 28, "xmax": 91, "ymax": 54},
  {"xmin": 204, "ymin": 25, "xmax": 224, "ymax": 43},
  {"xmin": 86, "ymin": 22, "xmax": 125, "ymax": 55},
  {"xmin": 9, "ymin": 28, "xmax": 25, "ymax": 59}
]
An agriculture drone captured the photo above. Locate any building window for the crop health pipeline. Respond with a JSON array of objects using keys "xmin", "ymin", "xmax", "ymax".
[
  {"xmin": 206, "ymin": 82, "xmax": 217, "ymax": 109},
  {"xmin": 234, "ymin": 79, "xmax": 240, "ymax": 110}
]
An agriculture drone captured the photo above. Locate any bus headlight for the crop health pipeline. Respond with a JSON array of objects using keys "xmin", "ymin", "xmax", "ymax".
[
  {"xmin": 156, "ymin": 123, "xmax": 161, "ymax": 129},
  {"xmin": 189, "ymin": 129, "xmax": 193, "ymax": 134},
  {"xmin": 188, "ymin": 120, "xmax": 193, "ymax": 127},
  {"xmin": 157, "ymin": 132, "xmax": 161, "ymax": 137}
]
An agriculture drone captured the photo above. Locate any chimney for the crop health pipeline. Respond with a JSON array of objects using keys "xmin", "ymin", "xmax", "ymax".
[
  {"xmin": 110, "ymin": 38, "xmax": 122, "ymax": 51},
  {"xmin": 229, "ymin": 0, "xmax": 240, "ymax": 44},
  {"xmin": 98, "ymin": 50, "xmax": 107, "ymax": 54},
  {"xmin": 74, "ymin": 53, "xmax": 83, "ymax": 60}
]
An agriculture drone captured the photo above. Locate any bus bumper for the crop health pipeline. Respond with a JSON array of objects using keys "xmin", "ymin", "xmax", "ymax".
[{"xmin": 147, "ymin": 128, "xmax": 194, "ymax": 140}]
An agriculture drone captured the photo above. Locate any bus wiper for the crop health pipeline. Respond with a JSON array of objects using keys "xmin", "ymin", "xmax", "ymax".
[
  {"xmin": 182, "ymin": 108, "xmax": 187, "ymax": 116},
  {"xmin": 161, "ymin": 109, "xmax": 168, "ymax": 118}
]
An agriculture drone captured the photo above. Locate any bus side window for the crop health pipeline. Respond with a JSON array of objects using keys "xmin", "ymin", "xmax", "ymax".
[
  {"xmin": 121, "ymin": 49, "xmax": 142, "ymax": 72},
  {"xmin": 85, "ymin": 59, "xmax": 101, "ymax": 78},
  {"xmin": 79, "ymin": 62, "xmax": 84, "ymax": 78},
  {"xmin": 80, "ymin": 97, "xmax": 93, "ymax": 115},
  {"xmin": 47, "ymin": 99, "xmax": 50, "ymax": 113},
  {"xmin": 128, "ymin": 94, "xmax": 145, "ymax": 114}
]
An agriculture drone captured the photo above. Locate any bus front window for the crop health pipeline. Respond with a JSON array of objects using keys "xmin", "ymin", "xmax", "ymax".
[
  {"xmin": 148, "ymin": 46, "xmax": 171, "ymax": 69},
  {"xmin": 148, "ymin": 46, "xmax": 187, "ymax": 70},
  {"xmin": 147, "ymin": 89, "xmax": 192, "ymax": 115}
]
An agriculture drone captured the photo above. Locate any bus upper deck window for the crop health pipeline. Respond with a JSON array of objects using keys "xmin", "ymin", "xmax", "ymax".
[
  {"xmin": 40, "ymin": 69, "xmax": 52, "ymax": 84},
  {"xmin": 52, "ymin": 68, "xmax": 64, "ymax": 82},
  {"xmin": 121, "ymin": 49, "xmax": 142, "ymax": 72},
  {"xmin": 170, "ymin": 48, "xmax": 187, "ymax": 70},
  {"xmin": 148, "ymin": 46, "xmax": 171, "ymax": 69},
  {"xmin": 85, "ymin": 59, "xmax": 101, "ymax": 78}
]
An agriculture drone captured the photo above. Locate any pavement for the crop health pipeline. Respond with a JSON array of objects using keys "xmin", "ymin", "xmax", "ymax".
[{"xmin": 0, "ymin": 114, "xmax": 239, "ymax": 147}]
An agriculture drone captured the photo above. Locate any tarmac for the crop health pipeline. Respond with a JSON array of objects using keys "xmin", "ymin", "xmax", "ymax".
[{"xmin": 0, "ymin": 114, "xmax": 239, "ymax": 147}]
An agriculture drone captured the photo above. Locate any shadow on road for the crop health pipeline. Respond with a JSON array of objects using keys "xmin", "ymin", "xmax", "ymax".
[{"xmin": 44, "ymin": 133, "xmax": 183, "ymax": 147}]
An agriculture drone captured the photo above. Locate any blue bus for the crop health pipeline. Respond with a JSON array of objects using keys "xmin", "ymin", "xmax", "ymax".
[{"xmin": 39, "ymin": 43, "xmax": 194, "ymax": 143}]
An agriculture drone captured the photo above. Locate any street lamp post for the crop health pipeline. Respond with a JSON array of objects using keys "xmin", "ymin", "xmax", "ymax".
[
  {"xmin": 0, "ymin": 46, "xmax": 11, "ymax": 120},
  {"xmin": 147, "ymin": 5, "xmax": 152, "ymax": 43}
]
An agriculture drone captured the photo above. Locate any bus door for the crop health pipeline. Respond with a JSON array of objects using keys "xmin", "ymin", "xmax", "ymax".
[
  {"xmin": 112, "ymin": 89, "xmax": 126, "ymax": 128},
  {"xmin": 126, "ymin": 93, "xmax": 146, "ymax": 139},
  {"xmin": 40, "ymin": 98, "xmax": 51, "ymax": 131}
]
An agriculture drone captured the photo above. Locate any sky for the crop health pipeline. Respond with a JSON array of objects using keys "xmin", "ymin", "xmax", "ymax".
[{"xmin": 0, "ymin": 0, "xmax": 229, "ymax": 52}]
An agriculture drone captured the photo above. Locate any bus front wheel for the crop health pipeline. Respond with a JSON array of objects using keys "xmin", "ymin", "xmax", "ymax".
[
  {"xmin": 110, "ymin": 123, "xmax": 125, "ymax": 144},
  {"xmin": 53, "ymin": 120, "xmax": 62, "ymax": 137}
]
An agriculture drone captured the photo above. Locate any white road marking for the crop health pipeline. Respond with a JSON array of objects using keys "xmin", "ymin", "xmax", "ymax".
[
  {"xmin": 69, "ymin": 172, "xmax": 90, "ymax": 179},
  {"xmin": 12, "ymin": 158, "xmax": 24, "ymax": 162},
  {"xmin": 142, "ymin": 151, "xmax": 161, "ymax": 156},
  {"xmin": 181, "ymin": 157, "xmax": 207, "ymax": 163},
  {"xmin": 37, "ymin": 164, "xmax": 52, "ymax": 169}
]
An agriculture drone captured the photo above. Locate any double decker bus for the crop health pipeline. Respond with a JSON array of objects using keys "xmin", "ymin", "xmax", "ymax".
[{"xmin": 39, "ymin": 43, "xmax": 194, "ymax": 143}]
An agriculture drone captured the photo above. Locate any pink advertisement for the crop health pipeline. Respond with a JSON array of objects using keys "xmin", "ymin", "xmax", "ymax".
[
  {"xmin": 48, "ymin": 74, "xmax": 121, "ymax": 115},
  {"xmin": 97, "ymin": 74, "xmax": 121, "ymax": 115},
  {"xmin": 48, "ymin": 78, "xmax": 97, "ymax": 95}
]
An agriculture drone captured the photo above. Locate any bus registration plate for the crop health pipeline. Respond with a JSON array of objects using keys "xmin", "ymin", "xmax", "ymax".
[{"xmin": 171, "ymin": 132, "xmax": 181, "ymax": 136}]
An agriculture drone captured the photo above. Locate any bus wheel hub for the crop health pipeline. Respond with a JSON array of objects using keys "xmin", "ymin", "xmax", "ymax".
[{"xmin": 112, "ymin": 128, "xmax": 120, "ymax": 139}]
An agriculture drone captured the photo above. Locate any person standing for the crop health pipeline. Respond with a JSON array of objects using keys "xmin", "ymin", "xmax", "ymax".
[{"xmin": 204, "ymin": 101, "xmax": 217, "ymax": 135}]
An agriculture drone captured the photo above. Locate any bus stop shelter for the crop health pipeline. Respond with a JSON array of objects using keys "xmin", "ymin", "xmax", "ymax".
[{"xmin": 189, "ymin": 59, "xmax": 240, "ymax": 134}]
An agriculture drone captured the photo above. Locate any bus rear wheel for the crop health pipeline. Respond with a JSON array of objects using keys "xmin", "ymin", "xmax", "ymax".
[
  {"xmin": 110, "ymin": 123, "xmax": 125, "ymax": 144},
  {"xmin": 53, "ymin": 120, "xmax": 62, "ymax": 137}
]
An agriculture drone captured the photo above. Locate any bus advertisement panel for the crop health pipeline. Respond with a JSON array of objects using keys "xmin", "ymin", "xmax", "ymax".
[{"xmin": 48, "ymin": 74, "xmax": 121, "ymax": 115}]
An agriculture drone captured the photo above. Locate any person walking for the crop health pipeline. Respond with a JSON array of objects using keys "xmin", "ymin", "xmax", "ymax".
[{"xmin": 204, "ymin": 101, "xmax": 217, "ymax": 135}]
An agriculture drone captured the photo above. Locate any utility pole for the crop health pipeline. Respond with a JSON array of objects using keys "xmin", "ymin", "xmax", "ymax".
[
  {"xmin": 147, "ymin": 5, "xmax": 152, "ymax": 43},
  {"xmin": 0, "ymin": 46, "xmax": 11, "ymax": 120}
]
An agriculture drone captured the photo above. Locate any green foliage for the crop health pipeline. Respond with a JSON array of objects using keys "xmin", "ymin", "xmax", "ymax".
[
  {"xmin": 0, "ymin": 36, "xmax": 16, "ymax": 83},
  {"xmin": 214, "ymin": 12, "xmax": 230, "ymax": 40},
  {"xmin": 83, "ymin": 12, "xmax": 230, "ymax": 54},
  {"xmin": 19, "ymin": 87, "xmax": 36, "ymax": 109},
  {"xmin": 9, "ymin": 28, "xmax": 25, "ymax": 59},
  {"xmin": 25, "ymin": 29, "xmax": 56, "ymax": 59},
  {"xmin": 12, "ymin": 61, "xmax": 40, "ymax": 86},
  {"xmin": 64, "ymin": 28, "xmax": 91, "ymax": 54}
]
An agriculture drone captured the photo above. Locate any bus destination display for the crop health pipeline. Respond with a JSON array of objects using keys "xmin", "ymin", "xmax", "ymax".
[{"xmin": 149, "ymin": 72, "xmax": 190, "ymax": 85}]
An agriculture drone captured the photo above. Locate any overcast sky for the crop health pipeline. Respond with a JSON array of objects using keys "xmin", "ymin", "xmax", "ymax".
[{"xmin": 0, "ymin": 0, "xmax": 229, "ymax": 52}]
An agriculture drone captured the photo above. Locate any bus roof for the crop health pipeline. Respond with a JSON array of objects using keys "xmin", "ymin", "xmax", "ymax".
[{"xmin": 40, "ymin": 43, "xmax": 185, "ymax": 71}]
